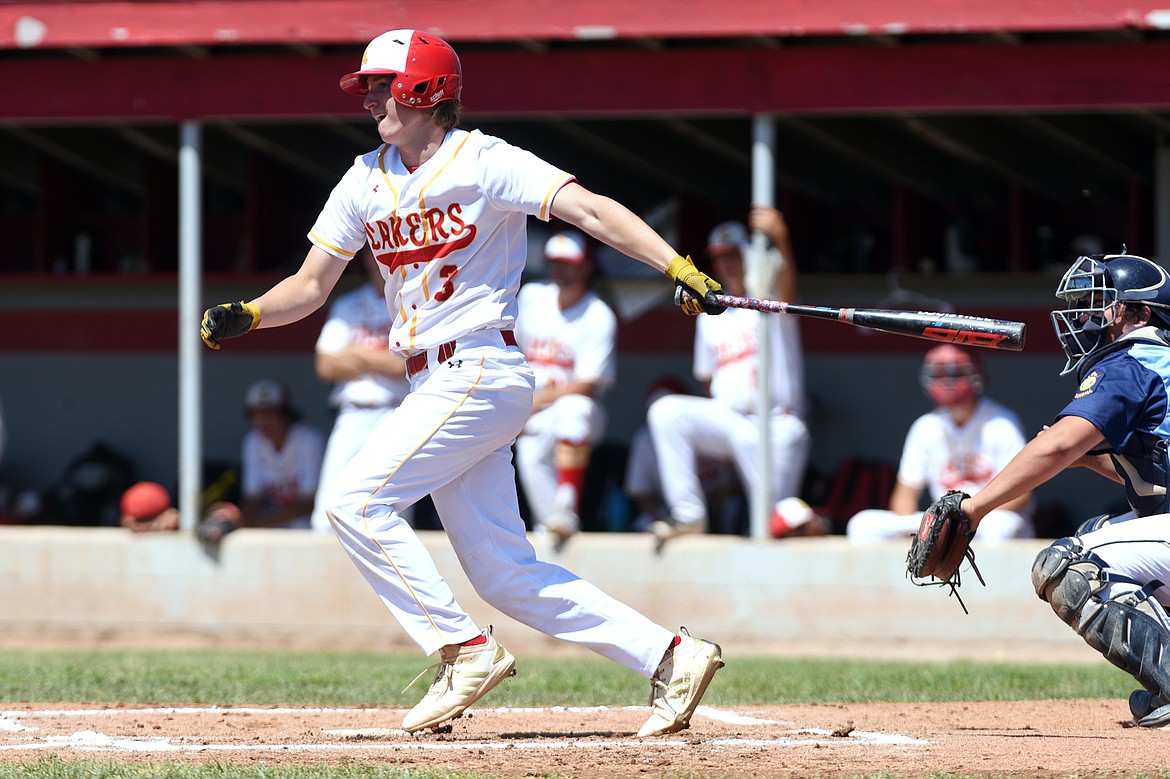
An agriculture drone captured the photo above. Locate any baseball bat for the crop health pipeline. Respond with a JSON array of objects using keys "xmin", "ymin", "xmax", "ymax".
[{"xmin": 706, "ymin": 292, "xmax": 1026, "ymax": 351}]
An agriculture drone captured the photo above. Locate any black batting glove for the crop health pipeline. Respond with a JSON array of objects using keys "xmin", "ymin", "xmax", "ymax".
[{"xmin": 201, "ymin": 301, "xmax": 261, "ymax": 350}]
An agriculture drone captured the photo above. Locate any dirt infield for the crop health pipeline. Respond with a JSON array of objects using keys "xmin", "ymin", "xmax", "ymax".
[{"xmin": 2, "ymin": 699, "xmax": 1167, "ymax": 777}]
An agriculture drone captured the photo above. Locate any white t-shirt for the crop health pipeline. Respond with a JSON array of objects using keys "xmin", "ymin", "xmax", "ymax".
[
  {"xmin": 898, "ymin": 396, "xmax": 1027, "ymax": 499},
  {"xmin": 241, "ymin": 422, "xmax": 325, "ymax": 529},
  {"xmin": 514, "ymin": 280, "xmax": 616, "ymax": 393},
  {"xmin": 308, "ymin": 129, "xmax": 575, "ymax": 354},
  {"xmin": 694, "ymin": 307, "xmax": 804, "ymax": 416},
  {"xmin": 315, "ymin": 283, "xmax": 410, "ymax": 410}
]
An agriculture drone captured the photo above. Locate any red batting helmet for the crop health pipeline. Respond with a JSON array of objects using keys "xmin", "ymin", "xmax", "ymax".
[{"xmin": 339, "ymin": 29, "xmax": 462, "ymax": 108}]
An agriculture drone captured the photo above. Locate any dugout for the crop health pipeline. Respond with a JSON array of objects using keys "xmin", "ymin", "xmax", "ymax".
[{"xmin": 1, "ymin": 1, "xmax": 1169, "ymax": 530}]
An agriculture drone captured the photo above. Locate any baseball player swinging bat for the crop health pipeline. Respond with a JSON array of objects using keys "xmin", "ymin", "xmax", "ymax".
[{"xmin": 678, "ymin": 290, "xmax": 1026, "ymax": 351}]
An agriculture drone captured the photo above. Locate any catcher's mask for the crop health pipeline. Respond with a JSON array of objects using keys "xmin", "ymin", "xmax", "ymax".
[
  {"xmin": 1051, "ymin": 253, "xmax": 1170, "ymax": 376},
  {"xmin": 340, "ymin": 29, "xmax": 462, "ymax": 108},
  {"xmin": 920, "ymin": 344, "xmax": 983, "ymax": 409}
]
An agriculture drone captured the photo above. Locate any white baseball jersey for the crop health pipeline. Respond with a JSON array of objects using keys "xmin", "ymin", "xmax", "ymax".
[
  {"xmin": 241, "ymin": 422, "xmax": 325, "ymax": 529},
  {"xmin": 898, "ymin": 396, "xmax": 1027, "ymax": 499},
  {"xmin": 515, "ymin": 280, "xmax": 617, "ymax": 393},
  {"xmin": 308, "ymin": 129, "xmax": 575, "ymax": 353},
  {"xmin": 694, "ymin": 307, "xmax": 804, "ymax": 417},
  {"xmin": 315, "ymin": 282, "xmax": 410, "ymax": 410}
]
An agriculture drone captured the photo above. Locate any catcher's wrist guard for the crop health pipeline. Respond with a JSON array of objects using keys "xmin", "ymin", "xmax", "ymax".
[{"xmin": 906, "ymin": 490, "xmax": 985, "ymax": 614}]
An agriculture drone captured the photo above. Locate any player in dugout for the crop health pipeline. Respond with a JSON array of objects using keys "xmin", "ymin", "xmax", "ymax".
[
  {"xmin": 846, "ymin": 344, "xmax": 1034, "ymax": 544},
  {"xmin": 200, "ymin": 28, "xmax": 726, "ymax": 738},
  {"xmin": 646, "ymin": 206, "xmax": 813, "ymax": 550},
  {"xmin": 514, "ymin": 230, "xmax": 617, "ymax": 547}
]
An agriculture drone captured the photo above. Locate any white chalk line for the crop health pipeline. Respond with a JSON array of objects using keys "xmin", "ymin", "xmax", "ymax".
[
  {"xmin": 0, "ymin": 705, "xmax": 929, "ymax": 753},
  {"xmin": 3, "ymin": 705, "xmax": 788, "ymax": 727},
  {"xmin": 3, "ymin": 707, "xmax": 386, "ymax": 718}
]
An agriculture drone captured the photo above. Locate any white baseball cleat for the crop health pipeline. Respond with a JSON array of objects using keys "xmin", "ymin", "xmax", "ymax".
[
  {"xmin": 401, "ymin": 627, "xmax": 517, "ymax": 733},
  {"xmin": 637, "ymin": 627, "xmax": 725, "ymax": 738},
  {"xmin": 650, "ymin": 516, "xmax": 705, "ymax": 554},
  {"xmin": 542, "ymin": 509, "xmax": 579, "ymax": 549}
]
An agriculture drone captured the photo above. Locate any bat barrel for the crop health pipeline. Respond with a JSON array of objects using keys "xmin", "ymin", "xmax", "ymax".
[
  {"xmin": 848, "ymin": 308, "xmax": 1027, "ymax": 351},
  {"xmin": 710, "ymin": 294, "xmax": 1026, "ymax": 352}
]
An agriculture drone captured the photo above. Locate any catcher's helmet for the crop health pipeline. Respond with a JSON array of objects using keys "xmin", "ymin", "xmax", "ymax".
[
  {"xmin": 339, "ymin": 29, "xmax": 462, "ymax": 108},
  {"xmin": 1051, "ymin": 253, "xmax": 1170, "ymax": 375}
]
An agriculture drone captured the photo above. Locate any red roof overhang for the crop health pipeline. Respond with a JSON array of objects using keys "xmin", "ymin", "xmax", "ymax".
[
  {"xmin": 1, "ymin": 0, "xmax": 1168, "ymax": 48},
  {"xmin": 5, "ymin": 39, "xmax": 1170, "ymax": 121}
]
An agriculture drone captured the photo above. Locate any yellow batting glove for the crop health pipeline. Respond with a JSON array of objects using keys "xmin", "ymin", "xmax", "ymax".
[
  {"xmin": 200, "ymin": 301, "xmax": 261, "ymax": 350},
  {"xmin": 665, "ymin": 255, "xmax": 726, "ymax": 316}
]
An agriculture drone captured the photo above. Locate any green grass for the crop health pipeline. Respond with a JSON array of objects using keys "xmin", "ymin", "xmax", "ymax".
[
  {"xmin": 0, "ymin": 648, "xmax": 1143, "ymax": 779},
  {"xmin": 0, "ymin": 648, "xmax": 1135, "ymax": 707}
]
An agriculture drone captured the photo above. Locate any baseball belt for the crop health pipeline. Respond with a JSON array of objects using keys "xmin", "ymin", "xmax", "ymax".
[{"xmin": 406, "ymin": 329, "xmax": 517, "ymax": 378}]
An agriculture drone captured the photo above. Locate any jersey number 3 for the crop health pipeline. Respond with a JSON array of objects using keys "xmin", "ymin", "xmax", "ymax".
[{"xmin": 434, "ymin": 263, "xmax": 458, "ymax": 302}]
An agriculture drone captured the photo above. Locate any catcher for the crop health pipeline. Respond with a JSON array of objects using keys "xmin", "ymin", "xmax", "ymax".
[{"xmin": 911, "ymin": 252, "xmax": 1170, "ymax": 729}]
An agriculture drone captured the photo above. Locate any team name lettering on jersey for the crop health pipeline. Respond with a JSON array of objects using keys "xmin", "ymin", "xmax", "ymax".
[
  {"xmin": 269, "ymin": 476, "xmax": 303, "ymax": 508},
  {"xmin": 354, "ymin": 323, "xmax": 392, "ymax": 350},
  {"xmin": 366, "ymin": 204, "xmax": 476, "ymax": 272},
  {"xmin": 713, "ymin": 336, "xmax": 757, "ymax": 370},
  {"xmin": 940, "ymin": 455, "xmax": 994, "ymax": 494},
  {"xmin": 524, "ymin": 337, "xmax": 576, "ymax": 370}
]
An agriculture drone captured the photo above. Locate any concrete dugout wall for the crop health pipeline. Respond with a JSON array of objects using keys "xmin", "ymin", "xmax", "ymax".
[{"xmin": 0, "ymin": 526, "xmax": 1098, "ymax": 662}]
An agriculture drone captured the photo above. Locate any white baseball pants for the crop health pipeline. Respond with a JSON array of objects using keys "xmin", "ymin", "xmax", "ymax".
[
  {"xmin": 322, "ymin": 335, "xmax": 672, "ymax": 676},
  {"xmin": 1080, "ymin": 514, "xmax": 1170, "ymax": 612},
  {"xmin": 846, "ymin": 508, "xmax": 1032, "ymax": 544},
  {"xmin": 646, "ymin": 393, "xmax": 810, "ymax": 527},
  {"xmin": 515, "ymin": 393, "xmax": 605, "ymax": 527},
  {"xmin": 313, "ymin": 406, "xmax": 412, "ymax": 532}
]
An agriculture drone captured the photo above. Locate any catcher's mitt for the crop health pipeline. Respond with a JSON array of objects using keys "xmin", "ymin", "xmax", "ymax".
[{"xmin": 906, "ymin": 490, "xmax": 985, "ymax": 613}]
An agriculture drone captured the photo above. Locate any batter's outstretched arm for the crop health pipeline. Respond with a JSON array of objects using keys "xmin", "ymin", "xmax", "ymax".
[
  {"xmin": 551, "ymin": 182, "xmax": 724, "ymax": 316},
  {"xmin": 249, "ymin": 247, "xmax": 350, "ymax": 329},
  {"xmin": 550, "ymin": 183, "xmax": 678, "ymax": 271}
]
